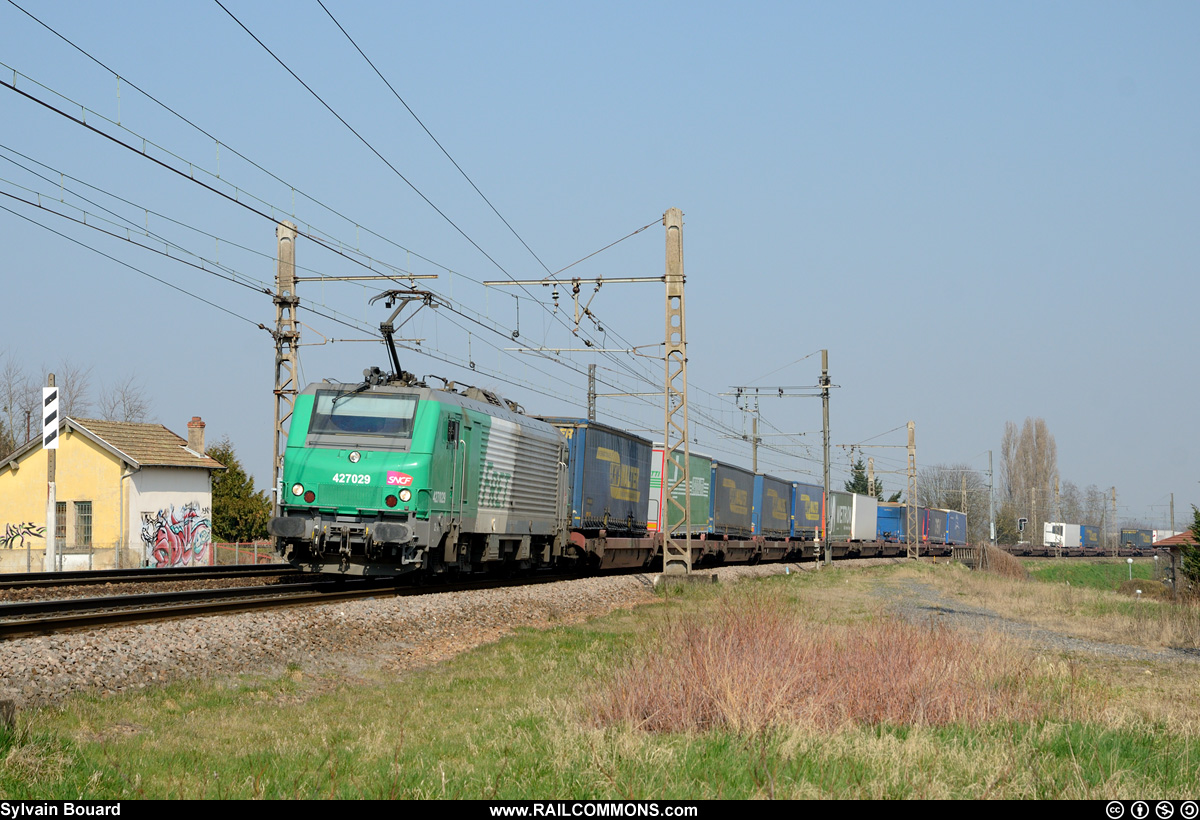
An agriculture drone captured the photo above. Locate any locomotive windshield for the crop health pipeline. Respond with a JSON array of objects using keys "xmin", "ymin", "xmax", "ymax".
[{"xmin": 309, "ymin": 390, "xmax": 418, "ymax": 440}]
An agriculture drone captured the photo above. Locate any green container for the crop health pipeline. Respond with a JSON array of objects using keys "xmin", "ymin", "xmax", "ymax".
[{"xmin": 664, "ymin": 449, "xmax": 712, "ymax": 535}]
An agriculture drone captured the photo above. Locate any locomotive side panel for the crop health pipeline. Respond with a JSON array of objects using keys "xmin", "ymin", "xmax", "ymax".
[{"xmin": 460, "ymin": 411, "xmax": 564, "ymax": 537}]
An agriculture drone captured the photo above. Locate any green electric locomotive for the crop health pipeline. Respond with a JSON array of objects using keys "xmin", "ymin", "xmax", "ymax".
[{"xmin": 269, "ymin": 373, "xmax": 570, "ymax": 575}]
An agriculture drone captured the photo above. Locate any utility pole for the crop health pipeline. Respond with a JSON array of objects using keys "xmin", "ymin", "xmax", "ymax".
[
  {"xmin": 587, "ymin": 364, "xmax": 596, "ymax": 422},
  {"xmin": 904, "ymin": 422, "xmax": 917, "ymax": 557},
  {"xmin": 44, "ymin": 374, "xmax": 58, "ymax": 572},
  {"xmin": 1054, "ymin": 478, "xmax": 1061, "ymax": 558},
  {"xmin": 751, "ymin": 414, "xmax": 759, "ymax": 473},
  {"xmin": 661, "ymin": 207, "xmax": 692, "ymax": 576},
  {"xmin": 821, "ymin": 350, "xmax": 832, "ymax": 566},
  {"xmin": 272, "ymin": 221, "xmax": 299, "ymax": 519},
  {"xmin": 1170, "ymin": 492, "xmax": 1175, "ymax": 533},
  {"xmin": 868, "ymin": 457, "xmax": 875, "ymax": 498},
  {"xmin": 1032, "ymin": 487, "xmax": 1038, "ymax": 550},
  {"xmin": 988, "ymin": 450, "xmax": 995, "ymax": 545},
  {"xmin": 1110, "ymin": 487, "xmax": 1118, "ymax": 556}
]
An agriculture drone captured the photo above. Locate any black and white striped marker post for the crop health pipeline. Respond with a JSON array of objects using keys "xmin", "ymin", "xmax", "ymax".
[{"xmin": 43, "ymin": 386, "xmax": 59, "ymax": 449}]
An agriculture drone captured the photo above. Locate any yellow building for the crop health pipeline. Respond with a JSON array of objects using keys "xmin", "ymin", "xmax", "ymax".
[{"xmin": 0, "ymin": 416, "xmax": 223, "ymax": 572}]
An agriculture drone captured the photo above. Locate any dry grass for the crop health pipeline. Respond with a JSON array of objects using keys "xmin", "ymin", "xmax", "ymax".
[
  {"xmin": 980, "ymin": 545, "xmax": 1029, "ymax": 579},
  {"xmin": 593, "ymin": 588, "xmax": 1065, "ymax": 735},
  {"xmin": 933, "ymin": 566, "xmax": 1200, "ymax": 650}
]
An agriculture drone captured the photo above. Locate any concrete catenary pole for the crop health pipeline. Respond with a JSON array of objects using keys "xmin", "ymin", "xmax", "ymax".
[
  {"xmin": 821, "ymin": 350, "xmax": 831, "ymax": 566},
  {"xmin": 906, "ymin": 421, "xmax": 917, "ymax": 559},
  {"xmin": 868, "ymin": 457, "xmax": 875, "ymax": 499},
  {"xmin": 988, "ymin": 450, "xmax": 995, "ymax": 545},
  {"xmin": 587, "ymin": 364, "xmax": 596, "ymax": 423},
  {"xmin": 752, "ymin": 414, "xmax": 758, "ymax": 474},
  {"xmin": 273, "ymin": 221, "xmax": 299, "ymax": 519},
  {"xmin": 1111, "ymin": 487, "xmax": 1118, "ymax": 556},
  {"xmin": 661, "ymin": 208, "xmax": 692, "ymax": 576}
]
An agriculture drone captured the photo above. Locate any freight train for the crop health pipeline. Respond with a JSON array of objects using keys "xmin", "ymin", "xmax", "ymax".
[{"xmin": 268, "ymin": 372, "xmax": 968, "ymax": 576}]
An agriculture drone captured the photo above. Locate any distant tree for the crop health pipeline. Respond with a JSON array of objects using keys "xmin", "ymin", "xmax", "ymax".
[
  {"xmin": 0, "ymin": 419, "xmax": 14, "ymax": 461},
  {"xmin": 1000, "ymin": 418, "xmax": 1059, "ymax": 543},
  {"xmin": 208, "ymin": 436, "xmax": 271, "ymax": 542},
  {"xmin": 97, "ymin": 375, "xmax": 151, "ymax": 423},
  {"xmin": 40, "ymin": 360, "xmax": 93, "ymax": 419},
  {"xmin": 918, "ymin": 463, "xmax": 992, "ymax": 543},
  {"xmin": 0, "ymin": 351, "xmax": 36, "ymax": 457},
  {"xmin": 1180, "ymin": 506, "xmax": 1200, "ymax": 594},
  {"xmin": 844, "ymin": 458, "xmax": 901, "ymax": 502}
]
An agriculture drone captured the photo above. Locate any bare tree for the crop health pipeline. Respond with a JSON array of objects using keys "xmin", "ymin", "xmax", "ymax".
[
  {"xmin": 96, "ymin": 375, "xmax": 151, "ymax": 423},
  {"xmin": 39, "ymin": 360, "xmax": 94, "ymax": 419},
  {"xmin": 999, "ymin": 417, "xmax": 1059, "ymax": 544},
  {"xmin": 0, "ymin": 352, "xmax": 37, "ymax": 457},
  {"xmin": 1059, "ymin": 480, "xmax": 1082, "ymax": 524},
  {"xmin": 1083, "ymin": 484, "xmax": 1108, "ymax": 528},
  {"xmin": 918, "ymin": 463, "xmax": 992, "ymax": 543}
]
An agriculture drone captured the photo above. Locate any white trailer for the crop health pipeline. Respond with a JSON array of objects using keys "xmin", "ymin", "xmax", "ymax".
[{"xmin": 1043, "ymin": 522, "xmax": 1082, "ymax": 549}]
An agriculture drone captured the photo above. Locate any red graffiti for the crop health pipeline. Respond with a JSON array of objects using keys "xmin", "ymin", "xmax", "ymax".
[{"xmin": 142, "ymin": 504, "xmax": 211, "ymax": 568}]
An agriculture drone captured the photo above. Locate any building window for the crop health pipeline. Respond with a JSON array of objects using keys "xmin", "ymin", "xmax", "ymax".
[
  {"xmin": 74, "ymin": 501, "xmax": 92, "ymax": 548},
  {"xmin": 55, "ymin": 501, "xmax": 66, "ymax": 548}
]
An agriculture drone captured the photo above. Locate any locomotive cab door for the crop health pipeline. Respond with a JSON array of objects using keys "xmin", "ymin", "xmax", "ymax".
[{"xmin": 448, "ymin": 414, "xmax": 472, "ymax": 521}]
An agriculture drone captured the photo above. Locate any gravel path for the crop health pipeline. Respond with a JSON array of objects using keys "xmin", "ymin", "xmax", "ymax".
[
  {"xmin": 872, "ymin": 574, "xmax": 1200, "ymax": 665},
  {"xmin": 0, "ymin": 558, "xmax": 1191, "ymax": 711}
]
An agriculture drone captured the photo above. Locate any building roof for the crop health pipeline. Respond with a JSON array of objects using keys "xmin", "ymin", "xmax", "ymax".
[
  {"xmin": 73, "ymin": 418, "xmax": 225, "ymax": 470},
  {"xmin": 2, "ymin": 417, "xmax": 224, "ymax": 472},
  {"xmin": 1155, "ymin": 530, "xmax": 1197, "ymax": 549}
]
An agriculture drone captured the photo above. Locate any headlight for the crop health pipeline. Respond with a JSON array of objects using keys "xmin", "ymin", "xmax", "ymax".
[
  {"xmin": 399, "ymin": 489, "xmax": 412, "ymax": 502},
  {"xmin": 348, "ymin": 451, "xmax": 361, "ymax": 463},
  {"xmin": 291, "ymin": 483, "xmax": 304, "ymax": 497}
]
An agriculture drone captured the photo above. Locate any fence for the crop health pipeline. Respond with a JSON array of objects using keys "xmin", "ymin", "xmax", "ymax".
[{"xmin": 211, "ymin": 540, "xmax": 276, "ymax": 566}]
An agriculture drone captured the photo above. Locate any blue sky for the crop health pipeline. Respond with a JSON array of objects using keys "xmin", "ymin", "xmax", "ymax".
[{"xmin": 1, "ymin": 1, "xmax": 1196, "ymax": 528}]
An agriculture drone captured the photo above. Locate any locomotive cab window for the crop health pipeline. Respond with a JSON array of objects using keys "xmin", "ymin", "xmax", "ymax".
[{"xmin": 307, "ymin": 391, "xmax": 419, "ymax": 449}]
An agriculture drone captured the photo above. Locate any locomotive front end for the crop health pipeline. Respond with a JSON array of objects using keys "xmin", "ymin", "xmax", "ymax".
[{"xmin": 269, "ymin": 383, "xmax": 433, "ymax": 574}]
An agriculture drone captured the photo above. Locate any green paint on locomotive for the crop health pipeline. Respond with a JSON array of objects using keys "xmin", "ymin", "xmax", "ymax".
[{"xmin": 279, "ymin": 386, "xmax": 496, "ymax": 520}]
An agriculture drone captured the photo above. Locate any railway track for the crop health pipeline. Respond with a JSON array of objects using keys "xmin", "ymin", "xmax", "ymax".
[
  {"xmin": 0, "ymin": 562, "xmax": 293, "ymax": 591},
  {"xmin": 0, "ymin": 569, "xmax": 596, "ymax": 639}
]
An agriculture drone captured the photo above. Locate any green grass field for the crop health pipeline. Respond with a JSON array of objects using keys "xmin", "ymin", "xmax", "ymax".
[
  {"xmin": 1023, "ymin": 557, "xmax": 1158, "ymax": 590},
  {"xmin": 1, "ymin": 561, "xmax": 1197, "ymax": 799}
]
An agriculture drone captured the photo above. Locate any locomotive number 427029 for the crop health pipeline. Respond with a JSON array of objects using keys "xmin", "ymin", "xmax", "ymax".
[{"xmin": 331, "ymin": 473, "xmax": 371, "ymax": 484}]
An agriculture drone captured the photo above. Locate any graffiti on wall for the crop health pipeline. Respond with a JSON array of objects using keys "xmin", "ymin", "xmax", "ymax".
[
  {"xmin": 141, "ymin": 503, "xmax": 211, "ymax": 567},
  {"xmin": 0, "ymin": 523, "xmax": 45, "ymax": 549}
]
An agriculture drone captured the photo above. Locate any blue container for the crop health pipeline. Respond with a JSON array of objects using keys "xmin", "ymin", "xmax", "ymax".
[
  {"xmin": 1120, "ymin": 529, "xmax": 1153, "ymax": 548},
  {"xmin": 926, "ymin": 509, "xmax": 948, "ymax": 544},
  {"xmin": 537, "ymin": 418, "xmax": 651, "ymax": 535},
  {"xmin": 1081, "ymin": 525, "xmax": 1100, "ymax": 549},
  {"xmin": 946, "ymin": 511, "xmax": 968, "ymax": 545},
  {"xmin": 791, "ymin": 482, "xmax": 823, "ymax": 539},
  {"xmin": 877, "ymin": 503, "xmax": 905, "ymax": 542},
  {"xmin": 753, "ymin": 474, "xmax": 792, "ymax": 539},
  {"xmin": 710, "ymin": 460, "xmax": 754, "ymax": 537}
]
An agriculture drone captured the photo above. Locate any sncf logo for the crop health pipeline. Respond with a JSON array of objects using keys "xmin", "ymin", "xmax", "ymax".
[{"xmin": 387, "ymin": 471, "xmax": 414, "ymax": 486}]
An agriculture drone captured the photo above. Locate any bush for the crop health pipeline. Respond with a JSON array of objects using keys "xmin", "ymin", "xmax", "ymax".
[{"xmin": 593, "ymin": 588, "xmax": 1052, "ymax": 735}]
